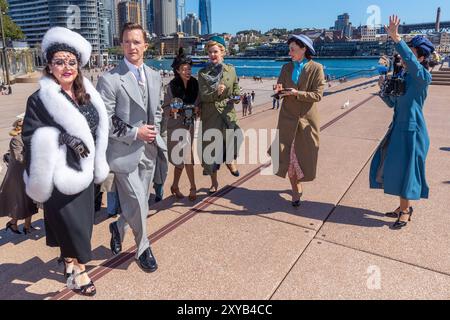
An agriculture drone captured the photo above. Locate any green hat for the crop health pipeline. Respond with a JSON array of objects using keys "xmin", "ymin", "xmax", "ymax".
[{"xmin": 209, "ymin": 36, "xmax": 226, "ymax": 48}]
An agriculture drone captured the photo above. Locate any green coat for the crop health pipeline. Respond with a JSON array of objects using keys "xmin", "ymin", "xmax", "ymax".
[
  {"xmin": 198, "ymin": 63, "xmax": 241, "ymax": 175},
  {"xmin": 270, "ymin": 60, "xmax": 325, "ymax": 182}
]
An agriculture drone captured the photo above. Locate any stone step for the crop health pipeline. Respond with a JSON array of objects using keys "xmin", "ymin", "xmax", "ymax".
[
  {"xmin": 431, "ymin": 81, "xmax": 450, "ymax": 86},
  {"xmin": 433, "ymin": 75, "xmax": 450, "ymax": 81},
  {"xmin": 432, "ymin": 71, "xmax": 450, "ymax": 76}
]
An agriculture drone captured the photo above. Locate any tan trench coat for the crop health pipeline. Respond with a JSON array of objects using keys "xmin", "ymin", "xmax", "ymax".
[{"xmin": 270, "ymin": 60, "xmax": 325, "ymax": 182}]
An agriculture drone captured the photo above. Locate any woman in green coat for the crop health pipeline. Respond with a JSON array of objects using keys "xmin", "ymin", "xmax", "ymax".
[
  {"xmin": 198, "ymin": 36, "xmax": 242, "ymax": 194},
  {"xmin": 271, "ymin": 35, "xmax": 325, "ymax": 207}
]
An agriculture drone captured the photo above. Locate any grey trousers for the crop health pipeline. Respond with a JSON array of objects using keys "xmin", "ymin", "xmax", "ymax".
[{"xmin": 114, "ymin": 143, "xmax": 158, "ymax": 258}]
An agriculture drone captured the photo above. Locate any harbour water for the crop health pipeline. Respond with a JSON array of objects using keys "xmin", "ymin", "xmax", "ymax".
[{"xmin": 146, "ymin": 58, "xmax": 380, "ymax": 80}]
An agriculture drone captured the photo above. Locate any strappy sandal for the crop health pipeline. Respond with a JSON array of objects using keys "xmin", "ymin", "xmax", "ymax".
[
  {"xmin": 58, "ymin": 257, "xmax": 75, "ymax": 279},
  {"xmin": 6, "ymin": 221, "xmax": 21, "ymax": 235},
  {"xmin": 170, "ymin": 186, "xmax": 185, "ymax": 199},
  {"xmin": 189, "ymin": 187, "xmax": 197, "ymax": 201},
  {"xmin": 386, "ymin": 207, "xmax": 401, "ymax": 218},
  {"xmin": 72, "ymin": 271, "xmax": 97, "ymax": 297}
]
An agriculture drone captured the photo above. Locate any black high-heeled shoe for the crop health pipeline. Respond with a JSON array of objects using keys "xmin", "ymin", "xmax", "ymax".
[
  {"xmin": 292, "ymin": 193, "xmax": 303, "ymax": 208},
  {"xmin": 226, "ymin": 164, "xmax": 240, "ymax": 177},
  {"xmin": 386, "ymin": 207, "xmax": 413, "ymax": 218},
  {"xmin": 72, "ymin": 271, "xmax": 96, "ymax": 297},
  {"xmin": 392, "ymin": 207, "xmax": 414, "ymax": 230},
  {"xmin": 58, "ymin": 257, "xmax": 75, "ymax": 279},
  {"xmin": 23, "ymin": 225, "xmax": 37, "ymax": 235},
  {"xmin": 6, "ymin": 221, "xmax": 22, "ymax": 234}
]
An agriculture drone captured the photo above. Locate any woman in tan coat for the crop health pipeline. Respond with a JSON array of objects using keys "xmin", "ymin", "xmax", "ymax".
[{"xmin": 271, "ymin": 35, "xmax": 325, "ymax": 207}]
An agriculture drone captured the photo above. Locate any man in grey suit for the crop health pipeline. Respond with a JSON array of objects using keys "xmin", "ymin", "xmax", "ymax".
[{"xmin": 97, "ymin": 23, "xmax": 167, "ymax": 273}]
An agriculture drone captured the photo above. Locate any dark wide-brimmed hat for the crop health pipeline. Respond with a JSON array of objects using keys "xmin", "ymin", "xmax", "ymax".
[
  {"xmin": 42, "ymin": 27, "xmax": 92, "ymax": 67},
  {"xmin": 288, "ymin": 34, "xmax": 316, "ymax": 56},
  {"xmin": 171, "ymin": 48, "xmax": 192, "ymax": 72}
]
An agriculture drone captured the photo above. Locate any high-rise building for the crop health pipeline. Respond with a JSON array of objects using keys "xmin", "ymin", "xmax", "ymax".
[
  {"xmin": 176, "ymin": 0, "xmax": 186, "ymax": 32},
  {"xmin": 118, "ymin": 0, "xmax": 142, "ymax": 33},
  {"xmin": 146, "ymin": 0, "xmax": 154, "ymax": 33},
  {"xmin": 47, "ymin": 0, "xmax": 104, "ymax": 53},
  {"xmin": 139, "ymin": 0, "xmax": 148, "ymax": 31},
  {"xmin": 7, "ymin": 0, "xmax": 50, "ymax": 48},
  {"xmin": 198, "ymin": 0, "xmax": 211, "ymax": 35},
  {"xmin": 183, "ymin": 13, "xmax": 201, "ymax": 36},
  {"xmin": 334, "ymin": 13, "xmax": 352, "ymax": 38},
  {"xmin": 103, "ymin": 0, "xmax": 117, "ymax": 45},
  {"xmin": 153, "ymin": 0, "xmax": 176, "ymax": 36}
]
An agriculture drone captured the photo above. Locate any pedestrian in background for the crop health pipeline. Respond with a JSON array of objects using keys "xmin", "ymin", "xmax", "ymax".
[{"xmin": 0, "ymin": 116, "xmax": 38, "ymax": 235}]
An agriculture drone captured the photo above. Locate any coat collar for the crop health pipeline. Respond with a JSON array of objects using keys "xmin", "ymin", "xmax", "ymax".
[
  {"xmin": 37, "ymin": 76, "xmax": 110, "ymax": 189},
  {"xmin": 119, "ymin": 60, "xmax": 146, "ymax": 109},
  {"xmin": 287, "ymin": 60, "xmax": 314, "ymax": 89}
]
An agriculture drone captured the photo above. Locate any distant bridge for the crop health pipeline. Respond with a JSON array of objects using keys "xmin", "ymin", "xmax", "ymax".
[{"xmin": 400, "ymin": 21, "xmax": 450, "ymax": 34}]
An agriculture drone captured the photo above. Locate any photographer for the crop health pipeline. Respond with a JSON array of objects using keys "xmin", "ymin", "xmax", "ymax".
[
  {"xmin": 370, "ymin": 15, "xmax": 435, "ymax": 230},
  {"xmin": 163, "ymin": 48, "xmax": 200, "ymax": 201}
]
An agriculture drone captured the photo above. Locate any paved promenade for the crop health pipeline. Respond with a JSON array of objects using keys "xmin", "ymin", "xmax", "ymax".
[{"xmin": 1, "ymin": 74, "xmax": 449, "ymax": 300}]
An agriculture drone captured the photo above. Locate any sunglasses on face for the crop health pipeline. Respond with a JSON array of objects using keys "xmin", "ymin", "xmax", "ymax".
[{"xmin": 52, "ymin": 59, "xmax": 78, "ymax": 68}]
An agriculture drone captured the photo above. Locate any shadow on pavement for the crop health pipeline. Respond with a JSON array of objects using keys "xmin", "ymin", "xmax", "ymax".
[{"xmin": 200, "ymin": 187, "xmax": 392, "ymax": 229}]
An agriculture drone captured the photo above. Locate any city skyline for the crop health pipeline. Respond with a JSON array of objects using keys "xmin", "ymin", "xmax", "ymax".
[{"xmin": 185, "ymin": 0, "xmax": 450, "ymax": 34}]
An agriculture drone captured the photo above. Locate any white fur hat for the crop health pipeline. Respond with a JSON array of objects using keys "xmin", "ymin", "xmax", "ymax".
[{"xmin": 42, "ymin": 27, "xmax": 92, "ymax": 67}]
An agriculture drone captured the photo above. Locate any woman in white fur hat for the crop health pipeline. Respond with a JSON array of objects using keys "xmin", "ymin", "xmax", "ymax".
[{"xmin": 22, "ymin": 27, "xmax": 109, "ymax": 297}]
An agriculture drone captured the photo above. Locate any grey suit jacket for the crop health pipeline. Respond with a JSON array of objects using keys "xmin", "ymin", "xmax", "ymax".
[{"xmin": 97, "ymin": 60, "xmax": 167, "ymax": 174}]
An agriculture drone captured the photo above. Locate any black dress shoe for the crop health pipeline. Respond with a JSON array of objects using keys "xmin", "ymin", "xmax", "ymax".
[
  {"xmin": 137, "ymin": 248, "xmax": 158, "ymax": 273},
  {"xmin": 109, "ymin": 222, "xmax": 122, "ymax": 256}
]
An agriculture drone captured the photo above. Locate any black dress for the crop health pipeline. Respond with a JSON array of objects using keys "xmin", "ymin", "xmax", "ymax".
[{"xmin": 23, "ymin": 91, "xmax": 99, "ymax": 264}]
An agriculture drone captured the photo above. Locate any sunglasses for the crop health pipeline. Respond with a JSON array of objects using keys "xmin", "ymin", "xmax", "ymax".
[{"xmin": 52, "ymin": 59, "xmax": 78, "ymax": 68}]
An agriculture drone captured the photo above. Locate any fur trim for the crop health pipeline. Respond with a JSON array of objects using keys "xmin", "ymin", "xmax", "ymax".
[
  {"xmin": 27, "ymin": 76, "xmax": 109, "ymax": 199},
  {"xmin": 42, "ymin": 27, "xmax": 92, "ymax": 67},
  {"xmin": 83, "ymin": 78, "xmax": 110, "ymax": 183},
  {"xmin": 24, "ymin": 127, "xmax": 61, "ymax": 202}
]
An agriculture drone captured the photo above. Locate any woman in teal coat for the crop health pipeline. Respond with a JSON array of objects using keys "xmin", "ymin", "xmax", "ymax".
[{"xmin": 370, "ymin": 16, "xmax": 435, "ymax": 230}]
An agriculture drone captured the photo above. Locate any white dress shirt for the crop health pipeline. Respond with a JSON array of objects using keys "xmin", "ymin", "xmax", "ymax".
[{"xmin": 124, "ymin": 58, "xmax": 146, "ymax": 85}]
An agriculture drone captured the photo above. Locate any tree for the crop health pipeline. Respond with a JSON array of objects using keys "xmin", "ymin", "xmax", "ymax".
[{"xmin": 0, "ymin": 0, "xmax": 25, "ymax": 40}]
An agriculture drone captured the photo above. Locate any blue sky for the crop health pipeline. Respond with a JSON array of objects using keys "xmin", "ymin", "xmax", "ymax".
[{"xmin": 185, "ymin": 0, "xmax": 450, "ymax": 34}]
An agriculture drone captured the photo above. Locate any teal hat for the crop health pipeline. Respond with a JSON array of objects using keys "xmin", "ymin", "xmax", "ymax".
[{"xmin": 209, "ymin": 36, "xmax": 226, "ymax": 48}]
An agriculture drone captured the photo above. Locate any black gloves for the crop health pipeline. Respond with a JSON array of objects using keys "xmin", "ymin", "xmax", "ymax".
[
  {"xmin": 59, "ymin": 133, "xmax": 90, "ymax": 160},
  {"xmin": 112, "ymin": 115, "xmax": 133, "ymax": 138}
]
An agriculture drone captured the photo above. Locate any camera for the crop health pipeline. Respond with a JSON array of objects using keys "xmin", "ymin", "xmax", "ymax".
[
  {"xmin": 380, "ymin": 76, "xmax": 406, "ymax": 97},
  {"xmin": 170, "ymin": 98, "xmax": 197, "ymax": 128},
  {"xmin": 182, "ymin": 104, "xmax": 196, "ymax": 127},
  {"xmin": 227, "ymin": 95, "xmax": 242, "ymax": 105}
]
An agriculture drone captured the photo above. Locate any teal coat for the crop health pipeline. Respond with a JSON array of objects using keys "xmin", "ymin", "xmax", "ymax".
[{"xmin": 370, "ymin": 40, "xmax": 431, "ymax": 200}]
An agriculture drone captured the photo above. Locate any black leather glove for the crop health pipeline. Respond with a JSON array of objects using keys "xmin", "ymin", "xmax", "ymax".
[
  {"xmin": 111, "ymin": 115, "xmax": 133, "ymax": 138},
  {"xmin": 59, "ymin": 133, "xmax": 90, "ymax": 160}
]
